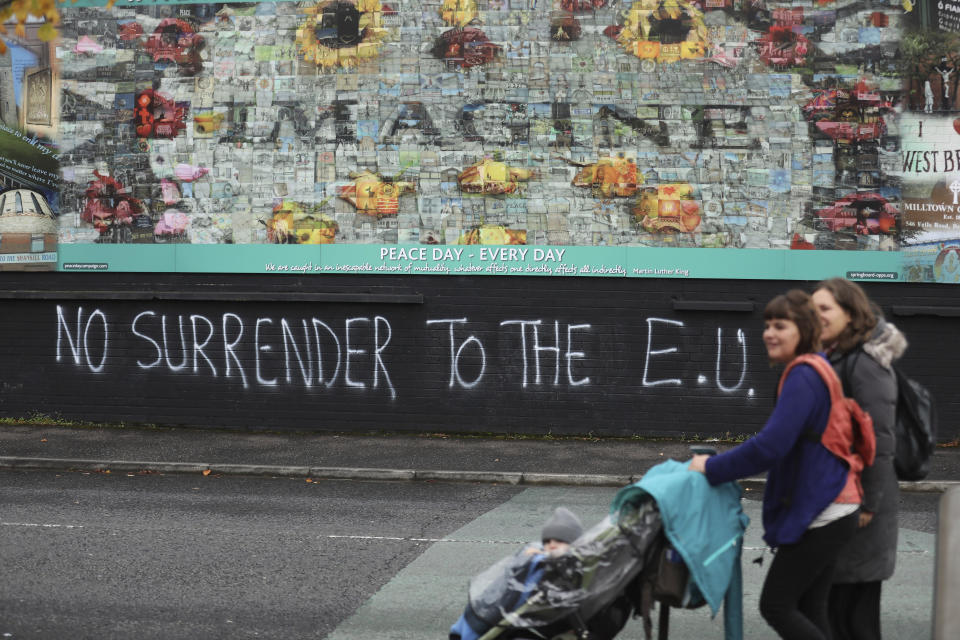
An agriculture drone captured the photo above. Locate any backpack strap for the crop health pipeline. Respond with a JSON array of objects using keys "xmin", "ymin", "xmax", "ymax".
[
  {"xmin": 794, "ymin": 354, "xmax": 876, "ymax": 466},
  {"xmin": 777, "ymin": 353, "xmax": 845, "ymax": 406},
  {"xmin": 776, "ymin": 354, "xmax": 842, "ymax": 505},
  {"xmin": 778, "ymin": 353, "xmax": 876, "ymax": 504},
  {"xmin": 790, "ymin": 356, "xmax": 840, "ymax": 446},
  {"xmin": 837, "ymin": 347, "xmax": 863, "ymax": 399}
]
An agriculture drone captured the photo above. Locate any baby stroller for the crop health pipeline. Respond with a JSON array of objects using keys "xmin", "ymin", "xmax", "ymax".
[{"xmin": 450, "ymin": 460, "xmax": 748, "ymax": 640}]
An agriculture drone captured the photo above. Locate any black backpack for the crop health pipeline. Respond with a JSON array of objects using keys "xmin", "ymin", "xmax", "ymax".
[
  {"xmin": 892, "ymin": 366, "xmax": 937, "ymax": 481},
  {"xmin": 840, "ymin": 349, "xmax": 937, "ymax": 481}
]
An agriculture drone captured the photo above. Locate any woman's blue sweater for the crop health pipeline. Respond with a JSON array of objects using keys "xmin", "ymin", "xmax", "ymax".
[{"xmin": 704, "ymin": 360, "xmax": 848, "ymax": 547}]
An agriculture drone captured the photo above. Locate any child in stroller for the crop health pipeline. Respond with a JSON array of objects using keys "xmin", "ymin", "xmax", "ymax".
[
  {"xmin": 449, "ymin": 460, "xmax": 748, "ymax": 640},
  {"xmin": 450, "ymin": 499, "xmax": 664, "ymax": 640},
  {"xmin": 533, "ymin": 507, "xmax": 584, "ymax": 559}
]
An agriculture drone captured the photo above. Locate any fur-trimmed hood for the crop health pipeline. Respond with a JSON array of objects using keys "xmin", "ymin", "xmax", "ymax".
[{"xmin": 862, "ymin": 319, "xmax": 908, "ymax": 369}]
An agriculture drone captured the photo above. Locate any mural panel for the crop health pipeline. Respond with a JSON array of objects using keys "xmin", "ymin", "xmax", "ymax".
[{"xmin": 0, "ymin": 0, "xmax": 956, "ymax": 278}]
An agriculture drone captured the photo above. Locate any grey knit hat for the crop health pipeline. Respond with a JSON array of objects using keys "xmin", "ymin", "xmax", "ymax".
[{"xmin": 541, "ymin": 507, "xmax": 583, "ymax": 544}]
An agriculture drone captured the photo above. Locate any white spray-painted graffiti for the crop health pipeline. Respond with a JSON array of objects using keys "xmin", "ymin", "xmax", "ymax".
[
  {"xmin": 59, "ymin": 306, "xmax": 397, "ymax": 399},
  {"xmin": 497, "ymin": 320, "xmax": 591, "ymax": 388},
  {"xmin": 643, "ymin": 318, "xmax": 683, "ymax": 388},
  {"xmin": 54, "ymin": 306, "xmax": 754, "ymax": 399},
  {"xmin": 426, "ymin": 319, "xmax": 486, "ymax": 389},
  {"xmin": 55, "ymin": 306, "xmax": 109, "ymax": 373},
  {"xmin": 715, "ymin": 327, "xmax": 751, "ymax": 395}
]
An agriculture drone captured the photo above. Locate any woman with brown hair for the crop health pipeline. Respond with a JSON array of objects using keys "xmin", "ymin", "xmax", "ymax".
[
  {"xmin": 812, "ymin": 278, "xmax": 907, "ymax": 640},
  {"xmin": 690, "ymin": 289, "xmax": 861, "ymax": 640}
]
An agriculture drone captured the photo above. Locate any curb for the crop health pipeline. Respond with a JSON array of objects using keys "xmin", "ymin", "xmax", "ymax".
[{"xmin": 0, "ymin": 457, "xmax": 957, "ymax": 492}]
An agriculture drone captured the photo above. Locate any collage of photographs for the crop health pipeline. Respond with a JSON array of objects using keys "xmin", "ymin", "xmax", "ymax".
[{"xmin": 0, "ymin": 0, "xmax": 958, "ymax": 280}]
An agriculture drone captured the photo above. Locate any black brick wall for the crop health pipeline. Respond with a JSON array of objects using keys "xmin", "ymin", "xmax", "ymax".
[{"xmin": 0, "ymin": 273, "xmax": 955, "ymax": 441}]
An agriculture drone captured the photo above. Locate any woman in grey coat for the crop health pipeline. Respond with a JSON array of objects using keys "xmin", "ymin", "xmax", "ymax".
[{"xmin": 812, "ymin": 278, "xmax": 906, "ymax": 640}]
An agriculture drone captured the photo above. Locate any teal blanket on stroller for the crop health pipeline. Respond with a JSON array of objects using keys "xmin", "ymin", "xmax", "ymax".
[{"xmin": 610, "ymin": 459, "xmax": 749, "ymax": 640}]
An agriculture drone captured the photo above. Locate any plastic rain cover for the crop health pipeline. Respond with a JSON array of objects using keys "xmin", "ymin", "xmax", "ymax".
[{"xmin": 468, "ymin": 495, "xmax": 662, "ymax": 639}]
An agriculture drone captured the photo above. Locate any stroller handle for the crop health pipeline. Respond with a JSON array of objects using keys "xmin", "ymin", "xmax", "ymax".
[{"xmin": 689, "ymin": 445, "xmax": 717, "ymax": 456}]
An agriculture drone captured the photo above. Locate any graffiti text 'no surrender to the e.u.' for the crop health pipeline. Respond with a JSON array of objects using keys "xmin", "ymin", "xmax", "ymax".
[{"xmin": 54, "ymin": 306, "xmax": 752, "ymax": 399}]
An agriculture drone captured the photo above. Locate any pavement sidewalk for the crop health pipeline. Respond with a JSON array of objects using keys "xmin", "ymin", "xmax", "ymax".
[{"xmin": 1, "ymin": 424, "xmax": 958, "ymax": 490}]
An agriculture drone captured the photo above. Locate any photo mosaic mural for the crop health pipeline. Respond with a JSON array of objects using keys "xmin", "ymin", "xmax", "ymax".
[{"xmin": 1, "ymin": 0, "xmax": 959, "ymax": 279}]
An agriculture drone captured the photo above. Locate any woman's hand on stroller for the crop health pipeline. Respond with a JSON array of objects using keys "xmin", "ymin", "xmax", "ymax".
[{"xmin": 688, "ymin": 455, "xmax": 709, "ymax": 473}]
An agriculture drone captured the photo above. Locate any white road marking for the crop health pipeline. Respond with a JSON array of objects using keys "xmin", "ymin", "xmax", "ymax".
[
  {"xmin": 1, "ymin": 521, "xmax": 84, "ymax": 529},
  {"xmin": 326, "ymin": 534, "xmax": 526, "ymax": 544},
  {"xmin": 1, "ymin": 527, "xmax": 932, "ymax": 556}
]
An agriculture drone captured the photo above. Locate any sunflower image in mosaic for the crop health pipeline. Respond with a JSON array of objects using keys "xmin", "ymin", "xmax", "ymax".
[
  {"xmin": 295, "ymin": 0, "xmax": 388, "ymax": 69},
  {"xmin": 633, "ymin": 183, "xmax": 702, "ymax": 233},
  {"xmin": 263, "ymin": 200, "xmax": 338, "ymax": 244},
  {"xmin": 456, "ymin": 224, "xmax": 527, "ymax": 245},
  {"xmin": 567, "ymin": 156, "xmax": 644, "ymax": 199},
  {"xmin": 440, "ymin": 0, "xmax": 478, "ymax": 27},
  {"xmin": 611, "ymin": 0, "xmax": 709, "ymax": 63},
  {"xmin": 338, "ymin": 170, "xmax": 416, "ymax": 217},
  {"xmin": 457, "ymin": 159, "xmax": 533, "ymax": 195}
]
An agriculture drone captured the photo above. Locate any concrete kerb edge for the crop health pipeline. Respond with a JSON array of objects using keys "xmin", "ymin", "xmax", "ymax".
[
  {"xmin": 416, "ymin": 469, "xmax": 524, "ymax": 484},
  {"xmin": 210, "ymin": 463, "xmax": 312, "ymax": 477},
  {"xmin": 310, "ymin": 467, "xmax": 417, "ymax": 481},
  {"xmin": 0, "ymin": 457, "xmax": 957, "ymax": 491},
  {"xmin": 107, "ymin": 460, "xmax": 212, "ymax": 474},
  {"xmin": 0, "ymin": 457, "xmax": 211, "ymax": 475},
  {"xmin": 521, "ymin": 472, "xmax": 632, "ymax": 487}
]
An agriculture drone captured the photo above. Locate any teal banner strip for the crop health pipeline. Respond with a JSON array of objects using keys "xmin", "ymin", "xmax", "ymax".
[
  {"xmin": 59, "ymin": 244, "xmax": 175, "ymax": 272},
  {"xmin": 783, "ymin": 250, "xmax": 903, "ymax": 282},
  {"xmin": 176, "ymin": 244, "xmax": 324, "ymax": 274},
  {"xmin": 318, "ymin": 245, "xmax": 627, "ymax": 277},
  {"xmin": 55, "ymin": 244, "xmax": 907, "ymax": 282},
  {"xmin": 626, "ymin": 247, "xmax": 782, "ymax": 279}
]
